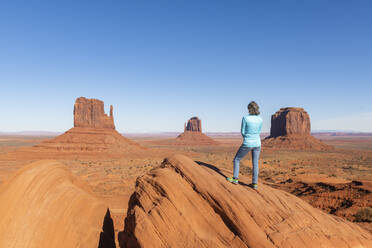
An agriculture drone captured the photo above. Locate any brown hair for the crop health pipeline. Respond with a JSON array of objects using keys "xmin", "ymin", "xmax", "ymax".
[{"xmin": 248, "ymin": 101, "xmax": 260, "ymax": 115}]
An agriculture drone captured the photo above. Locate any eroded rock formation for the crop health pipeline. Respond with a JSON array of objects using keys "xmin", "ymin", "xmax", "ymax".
[
  {"xmin": 118, "ymin": 154, "xmax": 372, "ymax": 248},
  {"xmin": 184, "ymin": 117, "xmax": 202, "ymax": 132},
  {"xmin": 270, "ymin": 107, "xmax": 310, "ymax": 137},
  {"xmin": 263, "ymin": 107, "xmax": 332, "ymax": 150},
  {"xmin": 74, "ymin": 97, "xmax": 115, "ymax": 129},
  {"xmin": 176, "ymin": 117, "xmax": 218, "ymax": 145},
  {"xmin": 0, "ymin": 160, "xmax": 108, "ymax": 248},
  {"xmin": 27, "ymin": 97, "xmax": 146, "ymax": 157}
]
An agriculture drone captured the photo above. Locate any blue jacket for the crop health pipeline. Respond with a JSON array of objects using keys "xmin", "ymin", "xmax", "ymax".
[{"xmin": 241, "ymin": 115, "xmax": 263, "ymax": 147}]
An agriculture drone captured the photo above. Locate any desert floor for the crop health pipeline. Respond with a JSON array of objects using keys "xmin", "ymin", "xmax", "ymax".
[{"xmin": 0, "ymin": 134, "xmax": 371, "ymax": 244}]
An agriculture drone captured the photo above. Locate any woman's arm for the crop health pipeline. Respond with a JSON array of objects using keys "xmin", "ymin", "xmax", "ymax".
[{"xmin": 241, "ymin": 117, "xmax": 246, "ymax": 137}]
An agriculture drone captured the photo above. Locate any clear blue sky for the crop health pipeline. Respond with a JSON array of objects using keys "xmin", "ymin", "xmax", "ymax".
[{"xmin": 1, "ymin": 1, "xmax": 371, "ymax": 133}]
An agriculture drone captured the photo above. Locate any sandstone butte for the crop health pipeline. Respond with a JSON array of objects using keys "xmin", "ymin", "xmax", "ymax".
[
  {"xmin": 0, "ymin": 160, "xmax": 116, "ymax": 248},
  {"xmin": 74, "ymin": 96, "xmax": 115, "ymax": 129},
  {"xmin": 118, "ymin": 154, "xmax": 372, "ymax": 248},
  {"xmin": 175, "ymin": 117, "xmax": 219, "ymax": 145},
  {"xmin": 5, "ymin": 97, "xmax": 146, "ymax": 159},
  {"xmin": 263, "ymin": 107, "xmax": 332, "ymax": 150}
]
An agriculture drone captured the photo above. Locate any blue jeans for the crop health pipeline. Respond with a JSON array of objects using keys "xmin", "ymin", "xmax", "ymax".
[{"xmin": 233, "ymin": 145, "xmax": 261, "ymax": 184}]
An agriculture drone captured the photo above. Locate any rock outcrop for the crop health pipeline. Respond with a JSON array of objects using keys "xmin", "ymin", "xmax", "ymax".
[
  {"xmin": 119, "ymin": 154, "xmax": 372, "ymax": 248},
  {"xmin": 263, "ymin": 107, "xmax": 332, "ymax": 150},
  {"xmin": 0, "ymin": 160, "xmax": 108, "ymax": 248},
  {"xmin": 176, "ymin": 117, "xmax": 218, "ymax": 145},
  {"xmin": 184, "ymin": 117, "xmax": 202, "ymax": 132},
  {"xmin": 74, "ymin": 97, "xmax": 115, "ymax": 129}
]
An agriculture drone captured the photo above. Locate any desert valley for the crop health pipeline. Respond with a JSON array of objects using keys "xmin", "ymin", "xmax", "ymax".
[
  {"xmin": 2, "ymin": 1, "xmax": 372, "ymax": 247},
  {"xmin": 0, "ymin": 97, "xmax": 371, "ymax": 247}
]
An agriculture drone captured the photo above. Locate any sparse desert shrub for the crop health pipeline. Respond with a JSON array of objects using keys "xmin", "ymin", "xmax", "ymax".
[
  {"xmin": 240, "ymin": 164, "xmax": 252, "ymax": 175},
  {"xmin": 354, "ymin": 207, "xmax": 372, "ymax": 222}
]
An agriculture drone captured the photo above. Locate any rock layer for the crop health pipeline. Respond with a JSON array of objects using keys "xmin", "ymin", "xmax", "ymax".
[
  {"xmin": 264, "ymin": 107, "xmax": 332, "ymax": 150},
  {"xmin": 0, "ymin": 160, "xmax": 108, "ymax": 248},
  {"xmin": 74, "ymin": 97, "xmax": 115, "ymax": 129},
  {"xmin": 263, "ymin": 134, "xmax": 332, "ymax": 150},
  {"xmin": 119, "ymin": 154, "xmax": 372, "ymax": 248},
  {"xmin": 175, "ymin": 131, "xmax": 219, "ymax": 145},
  {"xmin": 34, "ymin": 127, "xmax": 144, "ymax": 155}
]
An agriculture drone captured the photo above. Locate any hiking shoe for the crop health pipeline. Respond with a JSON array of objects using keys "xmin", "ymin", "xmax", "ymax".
[
  {"xmin": 250, "ymin": 183, "xmax": 258, "ymax": 189},
  {"xmin": 226, "ymin": 177, "xmax": 239, "ymax": 185}
]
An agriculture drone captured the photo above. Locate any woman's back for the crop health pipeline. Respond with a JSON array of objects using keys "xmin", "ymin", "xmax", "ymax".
[{"xmin": 241, "ymin": 115, "xmax": 263, "ymax": 147}]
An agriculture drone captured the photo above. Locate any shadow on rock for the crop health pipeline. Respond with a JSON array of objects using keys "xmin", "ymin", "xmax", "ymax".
[
  {"xmin": 98, "ymin": 208, "xmax": 116, "ymax": 248},
  {"xmin": 195, "ymin": 160, "xmax": 228, "ymax": 178},
  {"xmin": 118, "ymin": 193, "xmax": 141, "ymax": 248},
  {"xmin": 195, "ymin": 160, "xmax": 252, "ymax": 188}
]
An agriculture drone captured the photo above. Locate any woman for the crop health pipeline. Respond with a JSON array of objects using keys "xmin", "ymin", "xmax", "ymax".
[{"xmin": 226, "ymin": 101, "xmax": 263, "ymax": 189}]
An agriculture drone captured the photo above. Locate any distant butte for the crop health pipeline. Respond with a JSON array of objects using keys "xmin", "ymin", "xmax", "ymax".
[
  {"xmin": 74, "ymin": 97, "xmax": 115, "ymax": 129},
  {"xmin": 263, "ymin": 107, "xmax": 332, "ymax": 150},
  {"xmin": 27, "ymin": 97, "xmax": 146, "ymax": 157},
  {"xmin": 176, "ymin": 117, "xmax": 218, "ymax": 146},
  {"xmin": 270, "ymin": 107, "xmax": 310, "ymax": 137},
  {"xmin": 184, "ymin": 116, "xmax": 202, "ymax": 132}
]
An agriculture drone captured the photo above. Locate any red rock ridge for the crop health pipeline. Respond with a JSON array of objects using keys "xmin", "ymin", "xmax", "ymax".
[{"xmin": 118, "ymin": 154, "xmax": 372, "ymax": 248}]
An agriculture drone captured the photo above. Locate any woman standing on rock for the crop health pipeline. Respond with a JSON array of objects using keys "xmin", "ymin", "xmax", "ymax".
[{"xmin": 227, "ymin": 101, "xmax": 263, "ymax": 189}]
